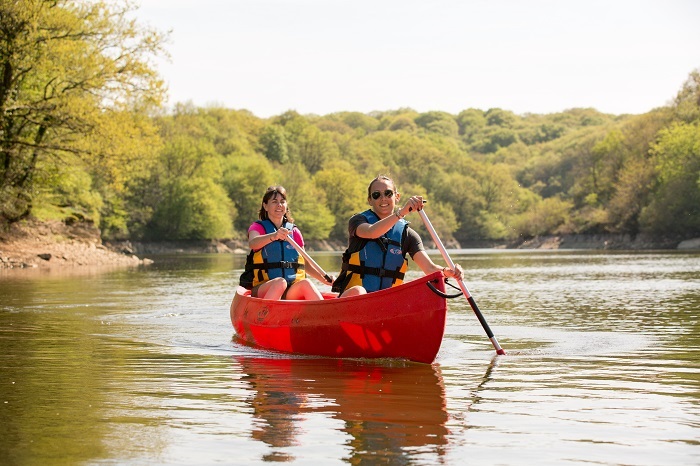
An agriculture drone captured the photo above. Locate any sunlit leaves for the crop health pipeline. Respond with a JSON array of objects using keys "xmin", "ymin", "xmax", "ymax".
[
  {"xmin": 259, "ymin": 125, "xmax": 289, "ymax": 164},
  {"xmin": 640, "ymin": 121, "xmax": 700, "ymax": 235},
  {"xmin": 4, "ymin": 13, "xmax": 698, "ymax": 250},
  {"xmin": 313, "ymin": 161, "xmax": 367, "ymax": 238},
  {"xmin": 288, "ymin": 180, "xmax": 335, "ymax": 240},
  {"xmin": 0, "ymin": 0, "xmax": 166, "ymax": 223},
  {"xmin": 148, "ymin": 177, "xmax": 234, "ymax": 240},
  {"xmin": 223, "ymin": 154, "xmax": 281, "ymax": 232},
  {"xmin": 673, "ymin": 70, "xmax": 700, "ymax": 123},
  {"xmin": 511, "ymin": 196, "xmax": 573, "ymax": 238}
]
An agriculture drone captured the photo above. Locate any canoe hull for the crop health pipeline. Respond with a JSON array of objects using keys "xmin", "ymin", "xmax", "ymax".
[{"xmin": 230, "ymin": 272, "xmax": 448, "ymax": 363}]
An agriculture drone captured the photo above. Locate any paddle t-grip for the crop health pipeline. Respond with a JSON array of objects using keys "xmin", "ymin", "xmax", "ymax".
[{"xmin": 407, "ymin": 199, "xmax": 427, "ymax": 212}]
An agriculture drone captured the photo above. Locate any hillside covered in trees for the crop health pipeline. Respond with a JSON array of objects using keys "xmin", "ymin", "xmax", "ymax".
[{"xmin": 2, "ymin": 1, "xmax": 699, "ymax": 248}]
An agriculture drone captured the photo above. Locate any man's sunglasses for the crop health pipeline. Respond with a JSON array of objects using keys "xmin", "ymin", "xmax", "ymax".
[{"xmin": 370, "ymin": 189, "xmax": 394, "ymax": 200}]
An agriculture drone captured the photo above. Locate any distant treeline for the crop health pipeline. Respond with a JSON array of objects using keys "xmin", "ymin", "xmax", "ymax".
[{"xmin": 2, "ymin": 1, "xmax": 699, "ymax": 245}]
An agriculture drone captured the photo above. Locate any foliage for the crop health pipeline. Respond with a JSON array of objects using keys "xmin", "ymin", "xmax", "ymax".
[
  {"xmin": 260, "ymin": 125, "xmax": 289, "ymax": 164},
  {"xmin": 32, "ymin": 154, "xmax": 104, "ymax": 223},
  {"xmin": 0, "ymin": 0, "xmax": 166, "ymax": 227},
  {"xmin": 147, "ymin": 177, "xmax": 234, "ymax": 240},
  {"xmin": 223, "ymin": 154, "xmax": 280, "ymax": 233},
  {"xmin": 287, "ymin": 179, "xmax": 335, "ymax": 240},
  {"xmin": 673, "ymin": 70, "xmax": 700, "ymax": 123},
  {"xmin": 8, "ymin": 14, "xmax": 698, "ymax": 248},
  {"xmin": 640, "ymin": 121, "xmax": 700, "ymax": 235},
  {"xmin": 313, "ymin": 161, "xmax": 367, "ymax": 238}
]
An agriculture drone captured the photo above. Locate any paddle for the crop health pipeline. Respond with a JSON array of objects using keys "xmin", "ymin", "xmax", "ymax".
[
  {"xmin": 285, "ymin": 236, "xmax": 334, "ymax": 285},
  {"xmin": 417, "ymin": 209, "xmax": 506, "ymax": 355}
]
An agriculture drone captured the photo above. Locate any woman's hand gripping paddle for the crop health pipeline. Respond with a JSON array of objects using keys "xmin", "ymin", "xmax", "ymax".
[{"xmin": 286, "ymin": 237, "xmax": 334, "ymax": 286}]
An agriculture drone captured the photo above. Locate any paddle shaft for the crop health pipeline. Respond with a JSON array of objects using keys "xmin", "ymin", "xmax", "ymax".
[
  {"xmin": 418, "ymin": 209, "xmax": 506, "ymax": 355},
  {"xmin": 285, "ymin": 236, "xmax": 334, "ymax": 285}
]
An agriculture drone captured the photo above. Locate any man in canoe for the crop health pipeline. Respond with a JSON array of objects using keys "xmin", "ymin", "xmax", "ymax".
[
  {"xmin": 332, "ymin": 175, "xmax": 464, "ymax": 298},
  {"xmin": 239, "ymin": 185, "xmax": 329, "ymax": 300}
]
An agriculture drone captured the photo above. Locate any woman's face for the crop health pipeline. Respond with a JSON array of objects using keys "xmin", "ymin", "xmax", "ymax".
[
  {"xmin": 367, "ymin": 179, "xmax": 399, "ymax": 219},
  {"xmin": 264, "ymin": 194, "xmax": 287, "ymax": 223}
]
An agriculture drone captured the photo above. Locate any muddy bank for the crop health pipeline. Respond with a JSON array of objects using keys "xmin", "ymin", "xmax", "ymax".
[
  {"xmin": 108, "ymin": 238, "xmax": 348, "ymax": 256},
  {"xmin": 121, "ymin": 233, "xmax": 700, "ymax": 256},
  {"xmin": 2, "ymin": 219, "xmax": 698, "ymax": 270},
  {"xmin": 507, "ymin": 234, "xmax": 700, "ymax": 250},
  {"xmin": 0, "ymin": 219, "xmax": 151, "ymax": 269}
]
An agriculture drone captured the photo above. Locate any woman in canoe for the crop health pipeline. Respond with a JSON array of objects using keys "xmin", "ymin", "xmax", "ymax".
[
  {"xmin": 239, "ymin": 185, "xmax": 329, "ymax": 300},
  {"xmin": 332, "ymin": 175, "xmax": 464, "ymax": 298}
]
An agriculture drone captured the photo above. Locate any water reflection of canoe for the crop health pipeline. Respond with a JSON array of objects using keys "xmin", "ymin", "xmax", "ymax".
[
  {"xmin": 235, "ymin": 356, "xmax": 449, "ymax": 462},
  {"xmin": 230, "ymin": 272, "xmax": 448, "ymax": 363}
]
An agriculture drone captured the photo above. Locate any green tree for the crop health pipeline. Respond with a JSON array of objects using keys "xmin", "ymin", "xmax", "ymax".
[
  {"xmin": 641, "ymin": 122, "xmax": 700, "ymax": 236},
  {"xmin": 456, "ymin": 108, "xmax": 487, "ymax": 138},
  {"xmin": 148, "ymin": 177, "xmax": 234, "ymax": 240},
  {"xmin": 416, "ymin": 201, "xmax": 460, "ymax": 246},
  {"xmin": 518, "ymin": 122, "xmax": 566, "ymax": 145},
  {"xmin": 673, "ymin": 69, "xmax": 700, "ymax": 123},
  {"xmin": 288, "ymin": 179, "xmax": 335, "ymax": 240},
  {"xmin": 32, "ymin": 154, "xmax": 103, "ymax": 223},
  {"xmin": 335, "ymin": 111, "xmax": 380, "ymax": 133},
  {"xmin": 378, "ymin": 109, "xmax": 419, "ymax": 131},
  {"xmin": 387, "ymin": 116, "xmax": 418, "ymax": 132},
  {"xmin": 272, "ymin": 110, "xmax": 308, "ymax": 163},
  {"xmin": 296, "ymin": 125, "xmax": 339, "ymax": 174},
  {"xmin": 580, "ymin": 129, "xmax": 625, "ymax": 206},
  {"xmin": 512, "ymin": 196, "xmax": 573, "ymax": 238},
  {"xmin": 485, "ymin": 108, "xmax": 517, "ymax": 127},
  {"xmin": 0, "ymin": 0, "xmax": 165, "ymax": 224},
  {"xmin": 426, "ymin": 170, "xmax": 483, "ymax": 241},
  {"xmin": 602, "ymin": 110, "xmax": 672, "ymax": 234},
  {"xmin": 606, "ymin": 157, "xmax": 656, "ymax": 233},
  {"xmin": 160, "ymin": 104, "xmax": 263, "ymax": 159},
  {"xmin": 223, "ymin": 154, "xmax": 281, "ymax": 232},
  {"xmin": 260, "ymin": 125, "xmax": 289, "ymax": 163},
  {"xmin": 139, "ymin": 130, "xmax": 236, "ymax": 240},
  {"xmin": 415, "ymin": 111, "xmax": 459, "ymax": 137},
  {"xmin": 472, "ymin": 126, "xmax": 518, "ymax": 153},
  {"xmin": 313, "ymin": 161, "xmax": 366, "ymax": 239},
  {"xmin": 277, "ymin": 161, "xmax": 311, "ymax": 195}
]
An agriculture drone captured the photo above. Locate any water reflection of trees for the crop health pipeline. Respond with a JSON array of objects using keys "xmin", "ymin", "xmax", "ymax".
[
  {"xmin": 236, "ymin": 357, "xmax": 450, "ymax": 463},
  {"xmin": 0, "ymin": 301, "xmax": 111, "ymax": 464}
]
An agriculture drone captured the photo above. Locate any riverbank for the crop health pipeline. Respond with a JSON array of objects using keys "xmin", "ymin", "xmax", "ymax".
[
  {"xmin": 0, "ymin": 219, "xmax": 151, "ymax": 269},
  {"xmin": 112, "ymin": 238, "xmax": 347, "ymax": 256},
  {"xmin": 116, "ymin": 232, "xmax": 700, "ymax": 255},
  {"xmin": 1, "ymin": 219, "xmax": 698, "ymax": 269},
  {"xmin": 508, "ymin": 233, "xmax": 700, "ymax": 250}
]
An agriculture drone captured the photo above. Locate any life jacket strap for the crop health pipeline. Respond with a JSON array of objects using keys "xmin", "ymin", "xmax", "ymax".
[
  {"xmin": 375, "ymin": 237, "xmax": 401, "ymax": 253},
  {"xmin": 250, "ymin": 261, "xmax": 304, "ymax": 271},
  {"xmin": 341, "ymin": 263, "xmax": 405, "ymax": 280}
]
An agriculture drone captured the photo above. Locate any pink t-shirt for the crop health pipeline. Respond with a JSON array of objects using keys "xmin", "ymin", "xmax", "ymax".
[{"xmin": 248, "ymin": 222, "xmax": 304, "ymax": 250}]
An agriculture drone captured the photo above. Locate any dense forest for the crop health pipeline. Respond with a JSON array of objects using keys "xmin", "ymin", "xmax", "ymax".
[{"xmin": 2, "ymin": 1, "xmax": 699, "ymax": 246}]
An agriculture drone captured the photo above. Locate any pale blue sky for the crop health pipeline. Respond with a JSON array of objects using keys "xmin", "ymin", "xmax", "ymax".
[{"xmin": 133, "ymin": 0, "xmax": 700, "ymax": 118}]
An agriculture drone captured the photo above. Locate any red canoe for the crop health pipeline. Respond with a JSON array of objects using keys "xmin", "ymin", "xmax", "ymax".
[{"xmin": 230, "ymin": 272, "xmax": 449, "ymax": 363}]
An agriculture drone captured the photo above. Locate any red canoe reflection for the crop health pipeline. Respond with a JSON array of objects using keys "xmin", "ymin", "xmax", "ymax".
[{"xmin": 234, "ymin": 356, "xmax": 450, "ymax": 463}]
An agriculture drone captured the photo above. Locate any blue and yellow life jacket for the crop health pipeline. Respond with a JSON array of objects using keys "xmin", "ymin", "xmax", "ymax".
[
  {"xmin": 239, "ymin": 220, "xmax": 306, "ymax": 289},
  {"xmin": 332, "ymin": 209, "xmax": 408, "ymax": 293}
]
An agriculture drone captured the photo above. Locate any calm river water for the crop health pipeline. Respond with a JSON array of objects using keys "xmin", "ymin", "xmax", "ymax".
[{"xmin": 1, "ymin": 250, "xmax": 699, "ymax": 465}]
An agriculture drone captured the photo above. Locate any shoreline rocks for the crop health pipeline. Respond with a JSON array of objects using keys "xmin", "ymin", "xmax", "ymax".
[
  {"xmin": 0, "ymin": 219, "xmax": 152, "ymax": 270},
  {"xmin": 506, "ymin": 234, "xmax": 693, "ymax": 250},
  {"xmin": 2, "ymin": 219, "xmax": 698, "ymax": 270}
]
